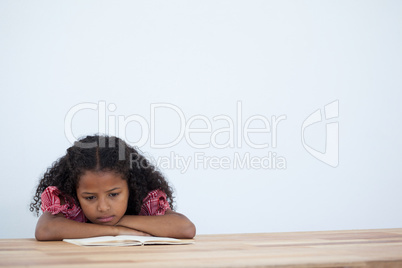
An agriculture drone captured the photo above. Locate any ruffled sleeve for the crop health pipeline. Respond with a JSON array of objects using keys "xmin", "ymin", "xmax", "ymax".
[
  {"xmin": 40, "ymin": 186, "xmax": 86, "ymax": 223},
  {"xmin": 139, "ymin": 189, "xmax": 171, "ymax": 216}
]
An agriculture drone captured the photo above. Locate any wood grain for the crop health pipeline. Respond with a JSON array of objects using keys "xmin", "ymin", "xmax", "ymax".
[{"xmin": 1, "ymin": 228, "xmax": 402, "ymax": 267}]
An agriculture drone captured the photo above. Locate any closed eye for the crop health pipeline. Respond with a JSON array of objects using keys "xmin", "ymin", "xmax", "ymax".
[
  {"xmin": 109, "ymin": 193, "xmax": 119, "ymax": 197},
  {"xmin": 84, "ymin": 196, "xmax": 96, "ymax": 200}
]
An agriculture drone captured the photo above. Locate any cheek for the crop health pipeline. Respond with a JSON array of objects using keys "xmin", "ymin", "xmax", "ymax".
[
  {"xmin": 119, "ymin": 194, "xmax": 129, "ymax": 212},
  {"xmin": 77, "ymin": 199, "xmax": 94, "ymax": 215},
  {"xmin": 77, "ymin": 200, "xmax": 89, "ymax": 213}
]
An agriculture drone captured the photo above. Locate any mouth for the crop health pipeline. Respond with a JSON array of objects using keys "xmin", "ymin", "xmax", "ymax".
[{"xmin": 97, "ymin": 216, "xmax": 115, "ymax": 223}]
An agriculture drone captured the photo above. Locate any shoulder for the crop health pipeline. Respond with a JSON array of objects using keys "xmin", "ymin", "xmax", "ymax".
[
  {"xmin": 139, "ymin": 189, "xmax": 171, "ymax": 216},
  {"xmin": 40, "ymin": 186, "xmax": 62, "ymax": 206},
  {"xmin": 40, "ymin": 186, "xmax": 86, "ymax": 222}
]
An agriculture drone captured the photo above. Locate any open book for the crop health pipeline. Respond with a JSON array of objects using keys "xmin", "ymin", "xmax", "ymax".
[{"xmin": 63, "ymin": 235, "xmax": 195, "ymax": 247}]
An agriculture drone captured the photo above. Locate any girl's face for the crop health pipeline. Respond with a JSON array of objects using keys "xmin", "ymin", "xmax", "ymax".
[{"xmin": 76, "ymin": 170, "xmax": 129, "ymax": 226}]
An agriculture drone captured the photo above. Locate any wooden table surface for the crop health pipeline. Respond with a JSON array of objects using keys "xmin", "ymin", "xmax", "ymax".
[{"xmin": 1, "ymin": 228, "xmax": 402, "ymax": 267}]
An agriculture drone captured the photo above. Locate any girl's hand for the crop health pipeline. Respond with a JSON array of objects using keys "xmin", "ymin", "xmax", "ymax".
[{"xmin": 115, "ymin": 225, "xmax": 151, "ymax": 236}]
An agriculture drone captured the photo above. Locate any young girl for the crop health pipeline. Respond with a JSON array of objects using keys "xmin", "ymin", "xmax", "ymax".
[{"xmin": 30, "ymin": 135, "xmax": 196, "ymax": 241}]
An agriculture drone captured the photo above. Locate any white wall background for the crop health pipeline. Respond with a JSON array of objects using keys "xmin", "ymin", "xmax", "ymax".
[{"xmin": 1, "ymin": 0, "xmax": 401, "ymax": 239}]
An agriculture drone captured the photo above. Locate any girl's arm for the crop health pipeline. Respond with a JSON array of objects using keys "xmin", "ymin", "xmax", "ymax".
[
  {"xmin": 116, "ymin": 210, "xmax": 196, "ymax": 239},
  {"xmin": 35, "ymin": 212, "xmax": 149, "ymax": 241}
]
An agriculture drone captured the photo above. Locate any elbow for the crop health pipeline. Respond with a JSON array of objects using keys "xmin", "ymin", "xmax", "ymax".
[
  {"xmin": 187, "ymin": 223, "xmax": 196, "ymax": 239},
  {"xmin": 35, "ymin": 225, "xmax": 62, "ymax": 241},
  {"xmin": 166, "ymin": 211, "xmax": 196, "ymax": 239},
  {"xmin": 35, "ymin": 223, "xmax": 50, "ymax": 241},
  {"xmin": 181, "ymin": 222, "xmax": 196, "ymax": 239},
  {"xmin": 35, "ymin": 216, "xmax": 62, "ymax": 241}
]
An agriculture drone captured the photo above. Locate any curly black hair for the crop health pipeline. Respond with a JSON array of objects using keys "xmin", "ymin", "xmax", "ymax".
[{"xmin": 30, "ymin": 135, "xmax": 174, "ymax": 216}]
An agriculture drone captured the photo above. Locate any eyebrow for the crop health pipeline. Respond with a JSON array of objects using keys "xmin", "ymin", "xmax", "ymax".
[{"xmin": 81, "ymin": 187, "xmax": 121, "ymax": 195}]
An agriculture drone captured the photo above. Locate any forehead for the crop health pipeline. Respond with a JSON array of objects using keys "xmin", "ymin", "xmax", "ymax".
[{"xmin": 77, "ymin": 170, "xmax": 127, "ymax": 191}]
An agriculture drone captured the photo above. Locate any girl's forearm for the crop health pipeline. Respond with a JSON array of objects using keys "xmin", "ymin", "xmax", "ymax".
[
  {"xmin": 35, "ymin": 213, "xmax": 118, "ymax": 241},
  {"xmin": 35, "ymin": 211, "xmax": 195, "ymax": 241},
  {"xmin": 116, "ymin": 211, "xmax": 196, "ymax": 239},
  {"xmin": 35, "ymin": 212, "xmax": 147, "ymax": 241}
]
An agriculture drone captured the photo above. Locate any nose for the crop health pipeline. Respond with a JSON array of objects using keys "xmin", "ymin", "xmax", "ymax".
[{"xmin": 97, "ymin": 197, "xmax": 110, "ymax": 212}]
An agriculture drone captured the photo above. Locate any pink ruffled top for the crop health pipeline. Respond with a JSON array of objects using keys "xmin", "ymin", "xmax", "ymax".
[
  {"xmin": 40, "ymin": 186, "xmax": 171, "ymax": 222},
  {"xmin": 139, "ymin": 189, "xmax": 171, "ymax": 216},
  {"xmin": 40, "ymin": 186, "xmax": 86, "ymax": 222}
]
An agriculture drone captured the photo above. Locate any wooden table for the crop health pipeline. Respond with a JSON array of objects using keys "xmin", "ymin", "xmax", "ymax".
[{"xmin": 1, "ymin": 228, "xmax": 402, "ymax": 267}]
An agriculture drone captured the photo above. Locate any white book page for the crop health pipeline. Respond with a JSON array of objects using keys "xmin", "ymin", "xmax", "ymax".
[{"xmin": 63, "ymin": 235, "xmax": 193, "ymax": 246}]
